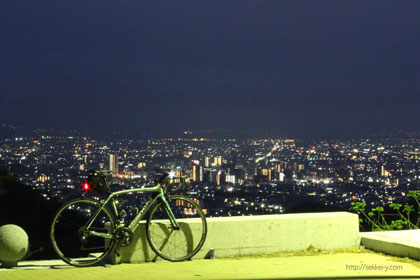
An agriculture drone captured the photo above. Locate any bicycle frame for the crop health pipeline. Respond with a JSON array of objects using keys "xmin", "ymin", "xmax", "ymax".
[{"xmin": 86, "ymin": 183, "xmax": 179, "ymax": 240}]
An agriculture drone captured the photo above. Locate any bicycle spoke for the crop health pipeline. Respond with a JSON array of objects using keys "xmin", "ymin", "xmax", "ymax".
[
  {"xmin": 56, "ymin": 221, "xmax": 79, "ymax": 233},
  {"xmin": 57, "ymin": 215, "xmax": 82, "ymax": 231},
  {"xmin": 56, "ymin": 234, "xmax": 79, "ymax": 247},
  {"xmin": 51, "ymin": 199, "xmax": 115, "ymax": 267},
  {"xmin": 149, "ymin": 230, "xmax": 168, "ymax": 240},
  {"xmin": 146, "ymin": 195, "xmax": 207, "ymax": 261}
]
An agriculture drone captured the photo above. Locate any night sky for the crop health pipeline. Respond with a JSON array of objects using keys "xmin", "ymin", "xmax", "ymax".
[{"xmin": 1, "ymin": 1, "xmax": 420, "ymax": 139}]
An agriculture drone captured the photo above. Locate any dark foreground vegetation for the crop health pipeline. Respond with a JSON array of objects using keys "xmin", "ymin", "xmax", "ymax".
[{"xmin": 0, "ymin": 171, "xmax": 60, "ymax": 260}]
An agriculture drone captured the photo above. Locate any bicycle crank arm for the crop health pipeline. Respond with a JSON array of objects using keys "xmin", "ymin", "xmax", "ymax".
[{"xmin": 88, "ymin": 231, "xmax": 113, "ymax": 239}]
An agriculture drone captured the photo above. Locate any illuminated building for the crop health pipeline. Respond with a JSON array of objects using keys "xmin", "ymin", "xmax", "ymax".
[
  {"xmin": 173, "ymin": 170, "xmax": 183, "ymax": 183},
  {"xmin": 381, "ymin": 165, "xmax": 391, "ymax": 177},
  {"xmin": 226, "ymin": 174, "xmax": 236, "ymax": 184},
  {"xmin": 110, "ymin": 153, "xmax": 118, "ymax": 175},
  {"xmin": 279, "ymin": 172, "xmax": 285, "ymax": 182},
  {"xmin": 193, "ymin": 165, "xmax": 203, "ymax": 182},
  {"xmin": 137, "ymin": 162, "xmax": 146, "ymax": 168},
  {"xmin": 214, "ymin": 156, "xmax": 222, "ymax": 166},
  {"xmin": 298, "ymin": 164, "xmax": 305, "ymax": 172},
  {"xmin": 386, "ymin": 178, "xmax": 399, "ymax": 186},
  {"xmin": 36, "ymin": 175, "xmax": 50, "ymax": 182},
  {"xmin": 261, "ymin": 168, "xmax": 272, "ymax": 181},
  {"xmin": 216, "ymin": 171, "xmax": 225, "ymax": 185}
]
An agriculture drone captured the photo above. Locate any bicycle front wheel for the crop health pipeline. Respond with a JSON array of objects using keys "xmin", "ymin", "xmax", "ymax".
[
  {"xmin": 146, "ymin": 195, "xmax": 207, "ymax": 261},
  {"xmin": 50, "ymin": 198, "xmax": 116, "ymax": 267}
]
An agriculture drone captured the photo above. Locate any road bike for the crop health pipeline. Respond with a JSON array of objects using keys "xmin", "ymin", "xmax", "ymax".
[{"xmin": 50, "ymin": 169, "xmax": 207, "ymax": 267}]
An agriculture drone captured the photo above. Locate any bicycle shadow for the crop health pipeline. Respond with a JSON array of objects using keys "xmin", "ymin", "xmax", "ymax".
[
  {"xmin": 148, "ymin": 221, "xmax": 194, "ymax": 262},
  {"xmin": 108, "ymin": 221, "xmax": 195, "ymax": 263}
]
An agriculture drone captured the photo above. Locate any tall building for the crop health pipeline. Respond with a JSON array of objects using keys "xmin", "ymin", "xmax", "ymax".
[
  {"xmin": 214, "ymin": 156, "xmax": 222, "ymax": 166},
  {"xmin": 204, "ymin": 157, "xmax": 210, "ymax": 167},
  {"xmin": 193, "ymin": 165, "xmax": 203, "ymax": 182},
  {"xmin": 110, "ymin": 153, "xmax": 119, "ymax": 175},
  {"xmin": 216, "ymin": 171, "xmax": 225, "ymax": 186},
  {"xmin": 193, "ymin": 165, "xmax": 198, "ymax": 181}
]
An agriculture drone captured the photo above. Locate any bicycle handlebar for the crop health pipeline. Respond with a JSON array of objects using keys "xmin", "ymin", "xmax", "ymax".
[
  {"xmin": 170, "ymin": 173, "xmax": 190, "ymax": 192},
  {"xmin": 89, "ymin": 169, "xmax": 113, "ymax": 176}
]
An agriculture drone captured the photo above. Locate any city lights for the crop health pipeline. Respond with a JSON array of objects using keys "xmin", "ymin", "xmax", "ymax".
[{"xmin": 1, "ymin": 130, "xmax": 420, "ymax": 216}]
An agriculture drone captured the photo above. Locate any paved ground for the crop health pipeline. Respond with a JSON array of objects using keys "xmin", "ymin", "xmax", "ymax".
[{"xmin": 1, "ymin": 250, "xmax": 420, "ymax": 280}]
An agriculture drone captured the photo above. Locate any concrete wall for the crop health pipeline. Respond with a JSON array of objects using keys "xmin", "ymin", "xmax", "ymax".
[
  {"xmin": 109, "ymin": 212, "xmax": 360, "ymax": 264},
  {"xmin": 361, "ymin": 230, "xmax": 420, "ymax": 261}
]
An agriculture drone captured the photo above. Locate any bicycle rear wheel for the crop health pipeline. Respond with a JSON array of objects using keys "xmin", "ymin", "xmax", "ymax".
[
  {"xmin": 146, "ymin": 195, "xmax": 207, "ymax": 261},
  {"xmin": 50, "ymin": 198, "xmax": 116, "ymax": 267}
]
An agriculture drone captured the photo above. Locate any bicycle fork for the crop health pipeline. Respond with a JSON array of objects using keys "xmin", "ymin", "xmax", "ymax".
[{"xmin": 160, "ymin": 195, "xmax": 180, "ymax": 230}]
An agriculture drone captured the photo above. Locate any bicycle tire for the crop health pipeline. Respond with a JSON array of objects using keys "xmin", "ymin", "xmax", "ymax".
[
  {"xmin": 146, "ymin": 195, "xmax": 207, "ymax": 261},
  {"xmin": 50, "ymin": 198, "xmax": 116, "ymax": 267}
]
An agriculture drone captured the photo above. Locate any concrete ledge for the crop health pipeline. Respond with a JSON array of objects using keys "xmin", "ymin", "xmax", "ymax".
[
  {"xmin": 361, "ymin": 230, "xmax": 420, "ymax": 260},
  {"xmin": 110, "ymin": 212, "xmax": 360, "ymax": 264}
]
